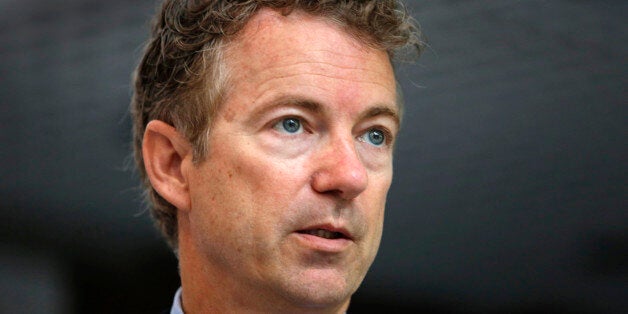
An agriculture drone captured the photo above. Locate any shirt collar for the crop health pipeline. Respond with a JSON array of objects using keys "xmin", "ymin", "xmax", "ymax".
[{"xmin": 170, "ymin": 287, "xmax": 184, "ymax": 314}]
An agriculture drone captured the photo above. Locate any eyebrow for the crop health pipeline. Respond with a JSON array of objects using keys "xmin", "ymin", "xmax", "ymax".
[
  {"xmin": 280, "ymin": 97, "xmax": 323, "ymax": 114},
  {"xmin": 249, "ymin": 95, "xmax": 399, "ymax": 127},
  {"xmin": 359, "ymin": 105, "xmax": 401, "ymax": 129},
  {"xmin": 247, "ymin": 96, "xmax": 322, "ymax": 123}
]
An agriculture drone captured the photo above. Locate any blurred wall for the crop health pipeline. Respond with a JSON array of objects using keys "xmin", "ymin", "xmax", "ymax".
[{"xmin": 1, "ymin": 0, "xmax": 626, "ymax": 313}]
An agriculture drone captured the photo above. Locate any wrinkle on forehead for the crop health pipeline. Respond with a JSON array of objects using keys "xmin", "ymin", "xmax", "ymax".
[
  {"xmin": 227, "ymin": 8, "xmax": 391, "ymax": 75},
  {"xmin": 221, "ymin": 7, "xmax": 398, "ymax": 114}
]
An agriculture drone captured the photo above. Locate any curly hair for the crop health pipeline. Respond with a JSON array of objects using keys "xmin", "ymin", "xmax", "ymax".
[{"xmin": 131, "ymin": 0, "xmax": 424, "ymax": 250}]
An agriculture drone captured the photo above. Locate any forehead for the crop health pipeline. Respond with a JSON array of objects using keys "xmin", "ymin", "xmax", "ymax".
[
  {"xmin": 227, "ymin": 9, "xmax": 395, "ymax": 91},
  {"xmin": 234, "ymin": 9, "xmax": 378, "ymax": 56},
  {"xmin": 214, "ymin": 8, "xmax": 398, "ymax": 126}
]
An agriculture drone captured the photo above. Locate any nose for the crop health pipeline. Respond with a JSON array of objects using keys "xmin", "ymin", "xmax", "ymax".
[{"xmin": 310, "ymin": 135, "xmax": 368, "ymax": 200}]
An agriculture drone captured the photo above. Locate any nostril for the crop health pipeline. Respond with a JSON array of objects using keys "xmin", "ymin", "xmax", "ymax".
[{"xmin": 310, "ymin": 165, "xmax": 368, "ymax": 200}]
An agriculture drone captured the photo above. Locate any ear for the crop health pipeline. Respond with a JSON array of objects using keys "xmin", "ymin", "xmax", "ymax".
[{"xmin": 142, "ymin": 120, "xmax": 193, "ymax": 212}]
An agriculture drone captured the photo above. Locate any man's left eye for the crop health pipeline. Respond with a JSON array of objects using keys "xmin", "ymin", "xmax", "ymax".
[{"xmin": 360, "ymin": 128, "xmax": 387, "ymax": 146}]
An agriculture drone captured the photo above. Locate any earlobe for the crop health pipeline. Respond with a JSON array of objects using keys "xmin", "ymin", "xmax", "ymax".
[{"xmin": 142, "ymin": 120, "xmax": 193, "ymax": 211}]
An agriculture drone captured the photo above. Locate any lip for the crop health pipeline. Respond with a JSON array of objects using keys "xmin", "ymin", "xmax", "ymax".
[{"xmin": 292, "ymin": 224, "xmax": 354, "ymax": 253}]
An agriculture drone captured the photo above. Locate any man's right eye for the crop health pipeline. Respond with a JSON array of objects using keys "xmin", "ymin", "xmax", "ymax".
[{"xmin": 273, "ymin": 117, "xmax": 303, "ymax": 134}]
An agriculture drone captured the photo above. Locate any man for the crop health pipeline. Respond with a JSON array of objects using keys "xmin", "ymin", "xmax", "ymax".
[{"xmin": 131, "ymin": 1, "xmax": 423, "ymax": 312}]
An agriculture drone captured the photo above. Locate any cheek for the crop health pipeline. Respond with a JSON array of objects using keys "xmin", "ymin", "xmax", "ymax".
[
  {"xmin": 362, "ymin": 171, "xmax": 392, "ymax": 236},
  {"xmin": 232, "ymin": 139, "xmax": 312, "ymax": 197},
  {"xmin": 191, "ymin": 147, "xmax": 307, "ymax": 231},
  {"xmin": 366, "ymin": 169, "xmax": 393, "ymax": 205},
  {"xmin": 187, "ymin": 146, "xmax": 253, "ymax": 216},
  {"xmin": 244, "ymin": 162, "xmax": 307, "ymax": 229},
  {"xmin": 188, "ymin": 165, "xmax": 245, "ymax": 234}
]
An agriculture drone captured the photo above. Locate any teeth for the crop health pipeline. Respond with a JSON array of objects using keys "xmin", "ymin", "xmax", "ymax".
[{"xmin": 304, "ymin": 229, "xmax": 341, "ymax": 239}]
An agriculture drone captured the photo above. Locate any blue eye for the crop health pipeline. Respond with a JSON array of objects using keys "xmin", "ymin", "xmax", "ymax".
[
  {"xmin": 277, "ymin": 117, "xmax": 302, "ymax": 133},
  {"xmin": 362, "ymin": 129, "xmax": 386, "ymax": 146}
]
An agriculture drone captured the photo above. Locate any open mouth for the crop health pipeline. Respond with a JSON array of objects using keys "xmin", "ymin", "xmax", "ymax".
[{"xmin": 297, "ymin": 229, "xmax": 348, "ymax": 240}]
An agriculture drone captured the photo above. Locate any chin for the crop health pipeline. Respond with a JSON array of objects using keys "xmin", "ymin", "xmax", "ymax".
[
  {"xmin": 279, "ymin": 269, "xmax": 358, "ymax": 310},
  {"xmin": 284, "ymin": 287, "xmax": 351, "ymax": 311}
]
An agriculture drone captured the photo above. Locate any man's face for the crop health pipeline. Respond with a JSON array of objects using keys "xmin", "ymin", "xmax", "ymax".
[{"xmin": 184, "ymin": 9, "xmax": 398, "ymax": 308}]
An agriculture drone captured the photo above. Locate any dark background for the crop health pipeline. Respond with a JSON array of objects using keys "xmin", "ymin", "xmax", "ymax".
[{"xmin": 1, "ymin": 0, "xmax": 626, "ymax": 313}]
